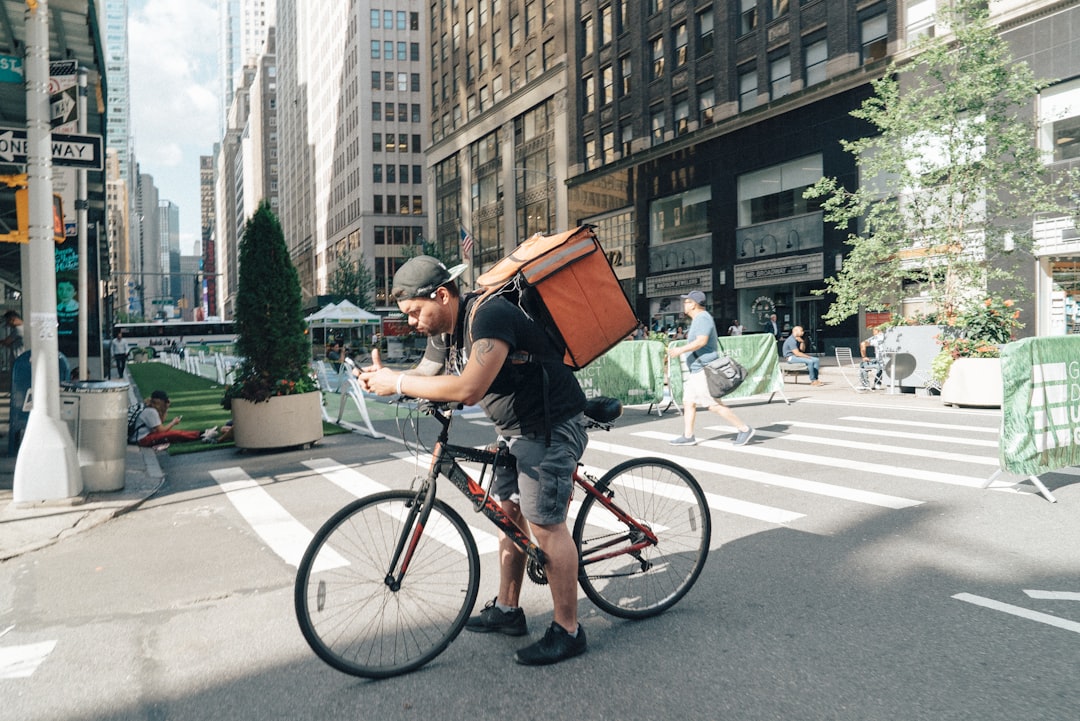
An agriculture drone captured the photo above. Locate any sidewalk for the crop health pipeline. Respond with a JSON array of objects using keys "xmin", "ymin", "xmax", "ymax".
[
  {"xmin": 0, "ymin": 388, "xmax": 166, "ymax": 562},
  {"xmin": 0, "ymin": 360, "xmax": 958, "ymax": 562}
]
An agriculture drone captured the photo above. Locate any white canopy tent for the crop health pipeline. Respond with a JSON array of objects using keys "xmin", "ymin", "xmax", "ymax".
[{"xmin": 305, "ymin": 300, "xmax": 380, "ymax": 356}]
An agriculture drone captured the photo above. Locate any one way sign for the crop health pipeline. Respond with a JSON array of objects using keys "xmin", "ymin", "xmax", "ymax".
[{"xmin": 0, "ymin": 126, "xmax": 102, "ymax": 170}]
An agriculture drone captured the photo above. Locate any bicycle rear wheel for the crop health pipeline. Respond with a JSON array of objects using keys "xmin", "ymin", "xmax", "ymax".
[
  {"xmin": 294, "ymin": 490, "xmax": 480, "ymax": 678},
  {"xmin": 574, "ymin": 458, "xmax": 710, "ymax": 619}
]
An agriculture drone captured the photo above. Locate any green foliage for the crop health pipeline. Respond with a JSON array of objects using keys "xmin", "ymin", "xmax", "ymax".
[
  {"xmin": 805, "ymin": 0, "xmax": 1080, "ymax": 325},
  {"xmin": 329, "ymin": 253, "xmax": 376, "ymax": 311},
  {"xmin": 929, "ymin": 296, "xmax": 1023, "ymax": 381},
  {"xmin": 224, "ymin": 201, "xmax": 316, "ymax": 405}
]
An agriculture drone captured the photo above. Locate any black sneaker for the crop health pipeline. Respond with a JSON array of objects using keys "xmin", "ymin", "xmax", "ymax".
[
  {"xmin": 514, "ymin": 622, "xmax": 587, "ymax": 666},
  {"xmin": 464, "ymin": 597, "xmax": 528, "ymax": 636}
]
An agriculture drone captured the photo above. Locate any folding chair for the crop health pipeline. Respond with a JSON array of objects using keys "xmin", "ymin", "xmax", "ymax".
[{"xmin": 834, "ymin": 347, "xmax": 873, "ymax": 392}]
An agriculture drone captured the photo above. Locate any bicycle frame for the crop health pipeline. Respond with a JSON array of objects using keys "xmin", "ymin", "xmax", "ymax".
[{"xmin": 387, "ymin": 403, "xmax": 659, "ymax": 589}]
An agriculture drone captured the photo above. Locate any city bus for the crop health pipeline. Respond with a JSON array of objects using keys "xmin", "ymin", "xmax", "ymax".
[{"xmin": 114, "ymin": 320, "xmax": 237, "ymax": 355}]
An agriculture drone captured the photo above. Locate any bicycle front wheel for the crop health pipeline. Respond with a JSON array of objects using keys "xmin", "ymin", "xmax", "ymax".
[
  {"xmin": 574, "ymin": 458, "xmax": 711, "ymax": 619},
  {"xmin": 294, "ymin": 490, "xmax": 480, "ymax": 678}
]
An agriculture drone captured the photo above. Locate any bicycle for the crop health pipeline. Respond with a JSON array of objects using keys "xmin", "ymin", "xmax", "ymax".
[{"xmin": 294, "ymin": 396, "xmax": 711, "ymax": 678}]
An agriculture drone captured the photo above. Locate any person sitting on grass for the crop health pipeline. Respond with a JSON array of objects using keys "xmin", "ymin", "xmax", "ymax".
[{"xmin": 133, "ymin": 390, "xmax": 217, "ymax": 448}]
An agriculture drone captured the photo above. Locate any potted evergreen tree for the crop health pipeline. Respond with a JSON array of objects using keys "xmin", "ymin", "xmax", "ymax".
[{"xmin": 223, "ymin": 200, "xmax": 322, "ymax": 449}]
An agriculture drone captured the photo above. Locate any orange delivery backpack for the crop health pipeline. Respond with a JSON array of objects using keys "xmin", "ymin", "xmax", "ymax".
[{"xmin": 473, "ymin": 224, "xmax": 638, "ymax": 370}]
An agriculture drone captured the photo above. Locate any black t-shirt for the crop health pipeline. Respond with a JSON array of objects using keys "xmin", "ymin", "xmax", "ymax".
[{"xmin": 422, "ymin": 294, "xmax": 586, "ymax": 436}]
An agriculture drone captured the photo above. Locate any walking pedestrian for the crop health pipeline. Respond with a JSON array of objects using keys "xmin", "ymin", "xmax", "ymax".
[{"xmin": 667, "ymin": 291, "xmax": 755, "ymax": 447}]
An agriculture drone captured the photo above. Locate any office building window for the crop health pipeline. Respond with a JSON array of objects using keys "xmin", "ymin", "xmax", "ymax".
[
  {"xmin": 383, "ymin": 10, "xmax": 392, "ymax": 28},
  {"xmin": 602, "ymin": 128, "xmax": 615, "ymax": 163},
  {"xmin": 675, "ymin": 98, "xmax": 689, "ymax": 136},
  {"xmin": 371, "ymin": 40, "xmax": 380, "ymax": 59},
  {"xmin": 769, "ymin": 0, "xmax": 789, "ymax": 21},
  {"xmin": 861, "ymin": 13, "xmax": 888, "ymax": 64},
  {"xmin": 526, "ymin": 50, "xmax": 539, "ymax": 81},
  {"xmin": 621, "ymin": 121, "xmax": 633, "ymax": 155},
  {"xmin": 650, "ymin": 106, "xmax": 665, "ymax": 146},
  {"xmin": 770, "ymin": 55, "xmax": 790, "ymax": 100},
  {"xmin": 374, "ymin": 195, "xmax": 383, "ymax": 213},
  {"xmin": 386, "ymin": 103, "xmax": 396, "ymax": 122},
  {"xmin": 648, "ymin": 0, "xmax": 664, "ymax": 15},
  {"xmin": 583, "ymin": 75, "xmax": 596, "ymax": 113},
  {"xmin": 674, "ymin": 23, "xmax": 688, "ymax": 68},
  {"xmin": 372, "ymin": 71, "xmax": 381, "ymax": 90},
  {"xmin": 740, "ymin": 0, "xmax": 757, "ymax": 35},
  {"xmin": 601, "ymin": 5, "xmax": 612, "ymax": 46},
  {"xmin": 584, "ymin": 136, "xmax": 597, "ymax": 172},
  {"xmin": 698, "ymin": 9, "xmax": 714, "ymax": 56},
  {"xmin": 583, "ymin": 15, "xmax": 594, "ymax": 56},
  {"xmin": 739, "ymin": 68, "xmax": 757, "ymax": 111},
  {"xmin": 804, "ymin": 38, "xmax": 827, "ymax": 86},
  {"xmin": 374, "ymin": 164, "xmax": 382, "ymax": 183},
  {"xmin": 372, "ymin": 103, "xmax": 382, "ymax": 121},
  {"xmin": 737, "ymin": 154, "xmax": 823, "ymax": 226},
  {"xmin": 651, "ymin": 36, "xmax": 664, "ymax": 81},
  {"xmin": 620, "ymin": 56, "xmax": 631, "ymax": 96},
  {"xmin": 373, "ymin": 133, "xmax": 382, "ymax": 152},
  {"xmin": 906, "ymin": 0, "xmax": 935, "ymax": 43},
  {"xmin": 413, "ymin": 165, "xmax": 422, "ymax": 184},
  {"xmin": 525, "ymin": 0, "xmax": 538, "ymax": 34},
  {"xmin": 602, "ymin": 65, "xmax": 613, "ymax": 106},
  {"xmin": 1039, "ymin": 78, "xmax": 1080, "ymax": 162},
  {"xmin": 543, "ymin": 38, "xmax": 555, "ymax": 71},
  {"xmin": 699, "ymin": 86, "xmax": 715, "ymax": 125},
  {"xmin": 387, "ymin": 165, "xmax": 396, "ymax": 183},
  {"xmin": 370, "ymin": 9, "xmax": 380, "ymax": 28}
]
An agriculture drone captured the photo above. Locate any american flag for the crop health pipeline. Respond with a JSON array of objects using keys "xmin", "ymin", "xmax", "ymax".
[{"xmin": 460, "ymin": 226, "xmax": 474, "ymax": 257}]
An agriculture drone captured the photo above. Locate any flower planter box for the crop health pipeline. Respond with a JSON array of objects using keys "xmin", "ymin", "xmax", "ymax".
[
  {"xmin": 940, "ymin": 357, "xmax": 1002, "ymax": 408},
  {"xmin": 230, "ymin": 391, "xmax": 323, "ymax": 449}
]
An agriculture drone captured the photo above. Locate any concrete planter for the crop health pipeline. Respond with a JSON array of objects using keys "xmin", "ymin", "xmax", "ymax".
[
  {"xmin": 940, "ymin": 357, "xmax": 1003, "ymax": 408},
  {"xmin": 230, "ymin": 391, "xmax": 323, "ymax": 449}
]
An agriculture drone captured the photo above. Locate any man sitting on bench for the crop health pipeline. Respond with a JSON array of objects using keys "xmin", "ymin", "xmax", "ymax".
[{"xmin": 782, "ymin": 326, "xmax": 822, "ymax": 387}]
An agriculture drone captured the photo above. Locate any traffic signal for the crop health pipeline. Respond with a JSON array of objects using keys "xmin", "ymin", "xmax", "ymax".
[
  {"xmin": 0, "ymin": 174, "xmax": 29, "ymax": 244},
  {"xmin": 0, "ymin": 173, "xmax": 67, "ymax": 244}
]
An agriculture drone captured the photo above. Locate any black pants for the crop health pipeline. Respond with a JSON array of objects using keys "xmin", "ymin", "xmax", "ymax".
[{"xmin": 114, "ymin": 353, "xmax": 127, "ymax": 379}]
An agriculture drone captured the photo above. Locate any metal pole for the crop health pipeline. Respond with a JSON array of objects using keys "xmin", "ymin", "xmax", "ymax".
[
  {"xmin": 77, "ymin": 66, "xmax": 88, "ymax": 378},
  {"xmin": 14, "ymin": 0, "xmax": 82, "ymax": 502}
]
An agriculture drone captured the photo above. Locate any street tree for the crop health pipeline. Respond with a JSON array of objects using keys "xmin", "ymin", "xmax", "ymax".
[
  {"xmin": 329, "ymin": 253, "xmax": 376, "ymax": 311},
  {"xmin": 805, "ymin": 0, "xmax": 1080, "ymax": 325}
]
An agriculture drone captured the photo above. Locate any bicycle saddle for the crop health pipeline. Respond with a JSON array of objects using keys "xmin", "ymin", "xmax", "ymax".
[{"xmin": 584, "ymin": 396, "xmax": 622, "ymax": 423}]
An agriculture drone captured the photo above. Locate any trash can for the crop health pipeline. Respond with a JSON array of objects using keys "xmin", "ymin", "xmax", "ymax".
[{"xmin": 59, "ymin": 380, "xmax": 130, "ymax": 492}]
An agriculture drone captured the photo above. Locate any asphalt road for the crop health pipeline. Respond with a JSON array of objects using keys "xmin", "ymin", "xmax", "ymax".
[{"xmin": 2, "ymin": 393, "xmax": 1079, "ymax": 721}]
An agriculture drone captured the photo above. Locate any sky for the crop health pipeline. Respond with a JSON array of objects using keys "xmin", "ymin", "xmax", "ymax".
[{"xmin": 128, "ymin": 0, "xmax": 219, "ymax": 256}]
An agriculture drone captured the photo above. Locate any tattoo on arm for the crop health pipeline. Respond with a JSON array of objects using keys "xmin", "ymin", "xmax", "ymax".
[{"xmin": 472, "ymin": 339, "xmax": 496, "ymax": 366}]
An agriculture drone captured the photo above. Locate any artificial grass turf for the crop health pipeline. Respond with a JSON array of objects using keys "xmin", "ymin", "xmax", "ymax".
[{"xmin": 126, "ymin": 362, "xmax": 348, "ymax": 455}]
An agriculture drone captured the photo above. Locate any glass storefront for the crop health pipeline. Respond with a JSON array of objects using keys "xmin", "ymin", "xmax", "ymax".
[{"xmin": 1049, "ymin": 259, "xmax": 1080, "ymax": 335}]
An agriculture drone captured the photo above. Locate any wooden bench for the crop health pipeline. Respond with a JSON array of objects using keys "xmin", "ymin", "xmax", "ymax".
[{"xmin": 779, "ymin": 361, "xmax": 810, "ymax": 383}]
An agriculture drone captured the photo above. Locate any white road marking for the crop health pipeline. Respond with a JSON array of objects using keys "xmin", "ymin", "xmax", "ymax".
[
  {"xmin": 598, "ymin": 438, "xmax": 923, "ymax": 508},
  {"xmin": 632, "ymin": 432, "xmax": 992, "ymax": 489},
  {"xmin": 953, "ymin": 593, "xmax": 1080, "ymax": 634},
  {"xmin": 1024, "ymin": 590, "xmax": 1080, "ymax": 601},
  {"xmin": 0, "ymin": 640, "xmax": 57, "ymax": 679},
  {"xmin": 209, "ymin": 467, "xmax": 346, "ymax": 571}
]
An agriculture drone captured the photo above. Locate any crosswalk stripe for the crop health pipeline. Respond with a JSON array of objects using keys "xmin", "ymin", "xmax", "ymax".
[
  {"xmin": 589, "ymin": 439, "xmax": 923, "ymax": 508},
  {"xmin": 768, "ymin": 420, "xmax": 998, "ymax": 448},
  {"xmin": 301, "ymin": 458, "xmax": 389, "ymax": 497},
  {"xmin": 209, "ymin": 468, "xmax": 347, "ymax": 571},
  {"xmin": 840, "ymin": 416, "xmax": 999, "ymax": 434},
  {"xmin": 577, "ymin": 462, "xmax": 802, "ymax": 524},
  {"xmin": 953, "ymin": 593, "xmax": 1080, "ymax": 634},
  {"xmin": 702, "ymin": 425, "xmax": 998, "ymax": 466},
  {"xmin": 632, "ymin": 431, "xmax": 990, "ymax": 489},
  {"xmin": 0, "ymin": 640, "xmax": 56, "ymax": 679}
]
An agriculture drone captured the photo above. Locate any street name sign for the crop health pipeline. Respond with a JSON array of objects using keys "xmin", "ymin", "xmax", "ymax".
[{"xmin": 0, "ymin": 127, "xmax": 103, "ymax": 170}]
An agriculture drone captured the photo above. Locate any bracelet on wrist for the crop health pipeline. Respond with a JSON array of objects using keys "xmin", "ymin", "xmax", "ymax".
[{"xmin": 395, "ymin": 373, "xmax": 404, "ymax": 395}]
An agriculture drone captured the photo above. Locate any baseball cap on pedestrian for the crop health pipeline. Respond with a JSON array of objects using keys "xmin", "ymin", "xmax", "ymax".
[
  {"xmin": 680, "ymin": 290, "xmax": 706, "ymax": 305},
  {"xmin": 391, "ymin": 255, "xmax": 467, "ymax": 300},
  {"xmin": 150, "ymin": 390, "xmax": 170, "ymax": 403}
]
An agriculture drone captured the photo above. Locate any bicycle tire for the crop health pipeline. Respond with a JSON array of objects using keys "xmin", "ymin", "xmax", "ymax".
[
  {"xmin": 574, "ymin": 457, "xmax": 711, "ymax": 619},
  {"xmin": 294, "ymin": 490, "xmax": 480, "ymax": 678}
]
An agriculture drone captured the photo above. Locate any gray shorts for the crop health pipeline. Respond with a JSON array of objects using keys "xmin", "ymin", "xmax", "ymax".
[{"xmin": 491, "ymin": 414, "xmax": 588, "ymax": 526}]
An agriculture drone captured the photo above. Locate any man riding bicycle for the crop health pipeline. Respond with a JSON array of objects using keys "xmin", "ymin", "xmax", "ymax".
[{"xmin": 358, "ymin": 255, "xmax": 589, "ymax": 666}]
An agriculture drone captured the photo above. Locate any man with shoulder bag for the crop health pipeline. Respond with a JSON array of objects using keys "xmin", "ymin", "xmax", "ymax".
[{"xmin": 666, "ymin": 291, "xmax": 755, "ymax": 447}]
